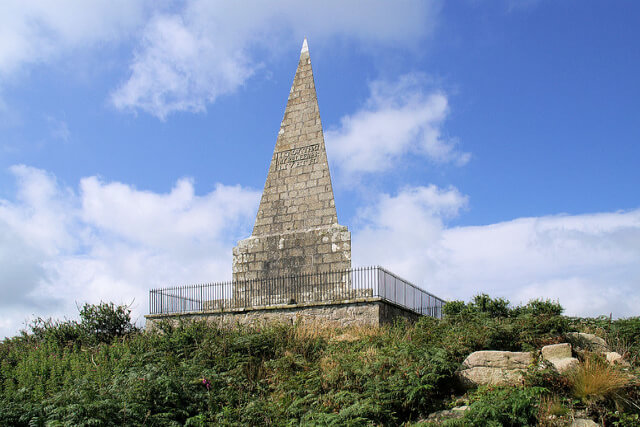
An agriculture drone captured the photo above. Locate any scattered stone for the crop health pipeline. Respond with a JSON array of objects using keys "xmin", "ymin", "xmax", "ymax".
[
  {"xmin": 541, "ymin": 343, "xmax": 580, "ymax": 373},
  {"xmin": 570, "ymin": 418, "xmax": 599, "ymax": 427},
  {"xmin": 462, "ymin": 350, "xmax": 533, "ymax": 370},
  {"xmin": 605, "ymin": 351, "xmax": 629, "ymax": 366},
  {"xmin": 566, "ymin": 332, "xmax": 609, "ymax": 353},
  {"xmin": 426, "ymin": 406, "xmax": 469, "ymax": 423},
  {"xmin": 457, "ymin": 351, "xmax": 532, "ymax": 388},
  {"xmin": 542, "ymin": 343, "xmax": 572, "ymax": 359},
  {"xmin": 550, "ymin": 357, "xmax": 580, "ymax": 372}
]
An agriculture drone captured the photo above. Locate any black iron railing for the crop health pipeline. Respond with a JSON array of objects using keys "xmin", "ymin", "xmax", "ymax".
[{"xmin": 149, "ymin": 266, "xmax": 445, "ymax": 318}]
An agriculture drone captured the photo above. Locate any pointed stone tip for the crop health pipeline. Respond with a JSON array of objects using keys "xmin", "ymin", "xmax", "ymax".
[{"xmin": 301, "ymin": 38, "xmax": 309, "ymax": 54}]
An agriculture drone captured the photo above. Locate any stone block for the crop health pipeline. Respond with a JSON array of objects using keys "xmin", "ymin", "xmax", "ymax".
[
  {"xmin": 541, "ymin": 343, "xmax": 572, "ymax": 360},
  {"xmin": 541, "ymin": 343, "xmax": 579, "ymax": 373},
  {"xmin": 457, "ymin": 367, "xmax": 525, "ymax": 388},
  {"xmin": 570, "ymin": 419, "xmax": 599, "ymax": 427},
  {"xmin": 462, "ymin": 350, "xmax": 532, "ymax": 370}
]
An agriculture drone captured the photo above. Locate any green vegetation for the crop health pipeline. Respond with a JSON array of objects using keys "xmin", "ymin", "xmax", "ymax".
[{"xmin": 0, "ymin": 298, "xmax": 638, "ymax": 426}]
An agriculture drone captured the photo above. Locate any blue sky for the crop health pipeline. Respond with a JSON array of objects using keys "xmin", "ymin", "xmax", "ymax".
[{"xmin": 1, "ymin": 1, "xmax": 639, "ymax": 338}]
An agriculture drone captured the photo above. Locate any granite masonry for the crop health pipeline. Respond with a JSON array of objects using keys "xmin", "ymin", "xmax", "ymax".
[{"xmin": 231, "ymin": 38, "xmax": 351, "ymax": 306}]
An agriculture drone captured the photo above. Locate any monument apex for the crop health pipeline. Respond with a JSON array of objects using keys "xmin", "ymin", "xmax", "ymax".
[{"xmin": 252, "ymin": 38, "xmax": 338, "ymax": 236}]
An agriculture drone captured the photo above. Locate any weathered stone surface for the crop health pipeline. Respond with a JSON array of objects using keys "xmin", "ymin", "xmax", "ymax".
[
  {"xmin": 566, "ymin": 332, "xmax": 609, "ymax": 352},
  {"xmin": 233, "ymin": 224, "xmax": 350, "ymax": 282},
  {"xmin": 570, "ymin": 419, "xmax": 599, "ymax": 427},
  {"xmin": 250, "ymin": 38, "xmax": 338, "ymax": 238},
  {"xmin": 541, "ymin": 343, "xmax": 579, "ymax": 373},
  {"xmin": 232, "ymin": 38, "xmax": 351, "ymax": 297},
  {"xmin": 550, "ymin": 357, "xmax": 580, "ymax": 373},
  {"xmin": 425, "ymin": 406, "xmax": 469, "ymax": 423},
  {"xmin": 542, "ymin": 343, "xmax": 572, "ymax": 360},
  {"xmin": 462, "ymin": 350, "xmax": 533, "ymax": 370},
  {"xmin": 605, "ymin": 351, "xmax": 629, "ymax": 366},
  {"xmin": 458, "ymin": 367, "xmax": 526, "ymax": 388},
  {"xmin": 457, "ymin": 351, "xmax": 532, "ymax": 388},
  {"xmin": 146, "ymin": 300, "xmax": 419, "ymax": 330}
]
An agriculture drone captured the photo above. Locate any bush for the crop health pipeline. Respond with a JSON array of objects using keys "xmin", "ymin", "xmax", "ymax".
[
  {"xmin": 443, "ymin": 300, "xmax": 467, "ymax": 316},
  {"xmin": 79, "ymin": 302, "xmax": 138, "ymax": 344},
  {"xmin": 21, "ymin": 302, "xmax": 138, "ymax": 347},
  {"xmin": 462, "ymin": 386, "xmax": 545, "ymax": 426},
  {"xmin": 26, "ymin": 317, "xmax": 83, "ymax": 346},
  {"xmin": 514, "ymin": 299, "xmax": 564, "ymax": 317}
]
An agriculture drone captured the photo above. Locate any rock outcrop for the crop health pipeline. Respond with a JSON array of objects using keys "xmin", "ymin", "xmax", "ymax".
[
  {"xmin": 566, "ymin": 332, "xmax": 609, "ymax": 353},
  {"xmin": 457, "ymin": 350, "xmax": 532, "ymax": 388},
  {"xmin": 570, "ymin": 419, "xmax": 599, "ymax": 427},
  {"xmin": 605, "ymin": 351, "xmax": 629, "ymax": 366}
]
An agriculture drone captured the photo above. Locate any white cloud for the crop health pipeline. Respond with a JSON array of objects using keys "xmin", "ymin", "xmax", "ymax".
[
  {"xmin": 0, "ymin": 165, "xmax": 260, "ymax": 339},
  {"xmin": 0, "ymin": 1, "xmax": 440, "ymax": 118},
  {"xmin": 326, "ymin": 74, "xmax": 470, "ymax": 177},
  {"xmin": 110, "ymin": 13, "xmax": 254, "ymax": 119},
  {"xmin": 353, "ymin": 187, "xmax": 640, "ymax": 318},
  {"xmin": 0, "ymin": 1, "xmax": 150, "ymax": 77},
  {"xmin": 110, "ymin": 0, "xmax": 439, "ymax": 118},
  {"xmin": 353, "ymin": 185, "xmax": 468, "ymax": 283}
]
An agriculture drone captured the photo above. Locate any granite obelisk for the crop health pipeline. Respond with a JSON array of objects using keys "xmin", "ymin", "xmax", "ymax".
[{"xmin": 233, "ymin": 39, "xmax": 351, "ymax": 291}]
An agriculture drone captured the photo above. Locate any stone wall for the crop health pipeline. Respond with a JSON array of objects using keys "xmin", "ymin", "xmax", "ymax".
[
  {"xmin": 146, "ymin": 300, "xmax": 419, "ymax": 330},
  {"xmin": 379, "ymin": 300, "xmax": 421, "ymax": 324}
]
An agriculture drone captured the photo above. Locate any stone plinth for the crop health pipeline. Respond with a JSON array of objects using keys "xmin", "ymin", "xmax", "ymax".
[{"xmin": 145, "ymin": 299, "xmax": 419, "ymax": 330}]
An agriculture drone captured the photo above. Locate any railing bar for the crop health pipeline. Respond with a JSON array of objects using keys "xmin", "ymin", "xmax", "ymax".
[{"xmin": 148, "ymin": 265, "xmax": 446, "ymax": 318}]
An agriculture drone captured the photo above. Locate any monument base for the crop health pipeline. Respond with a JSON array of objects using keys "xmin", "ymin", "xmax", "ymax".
[
  {"xmin": 145, "ymin": 299, "xmax": 419, "ymax": 330},
  {"xmin": 232, "ymin": 223, "xmax": 351, "ymax": 282}
]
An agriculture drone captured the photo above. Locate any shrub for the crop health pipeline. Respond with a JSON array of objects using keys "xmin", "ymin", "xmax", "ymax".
[
  {"xmin": 22, "ymin": 302, "xmax": 138, "ymax": 347},
  {"xmin": 514, "ymin": 299, "xmax": 564, "ymax": 317},
  {"xmin": 523, "ymin": 359, "xmax": 571, "ymax": 395},
  {"xmin": 462, "ymin": 386, "xmax": 545, "ymax": 426},
  {"xmin": 26, "ymin": 317, "xmax": 83, "ymax": 346},
  {"xmin": 79, "ymin": 302, "xmax": 138, "ymax": 344},
  {"xmin": 3, "ymin": 296, "xmax": 638, "ymax": 426},
  {"xmin": 470, "ymin": 294, "xmax": 511, "ymax": 317},
  {"xmin": 443, "ymin": 300, "xmax": 467, "ymax": 316}
]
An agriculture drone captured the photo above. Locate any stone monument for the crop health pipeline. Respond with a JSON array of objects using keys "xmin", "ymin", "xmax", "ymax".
[
  {"xmin": 145, "ymin": 39, "xmax": 445, "ymax": 329},
  {"xmin": 232, "ymin": 39, "xmax": 351, "ymax": 294}
]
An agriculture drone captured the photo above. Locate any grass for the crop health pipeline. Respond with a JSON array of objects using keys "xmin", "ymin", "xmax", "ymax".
[
  {"xmin": 1, "ymin": 298, "xmax": 639, "ymax": 426},
  {"xmin": 568, "ymin": 356, "xmax": 633, "ymax": 405}
]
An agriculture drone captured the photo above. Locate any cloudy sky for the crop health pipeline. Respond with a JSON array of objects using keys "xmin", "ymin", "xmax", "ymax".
[{"xmin": 1, "ymin": 1, "xmax": 639, "ymax": 338}]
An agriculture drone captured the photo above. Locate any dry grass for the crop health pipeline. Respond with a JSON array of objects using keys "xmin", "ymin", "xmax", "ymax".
[
  {"xmin": 567, "ymin": 357, "xmax": 633, "ymax": 404},
  {"xmin": 290, "ymin": 318, "xmax": 386, "ymax": 343},
  {"xmin": 536, "ymin": 395, "xmax": 569, "ymax": 427},
  {"xmin": 290, "ymin": 319, "xmax": 339, "ymax": 341}
]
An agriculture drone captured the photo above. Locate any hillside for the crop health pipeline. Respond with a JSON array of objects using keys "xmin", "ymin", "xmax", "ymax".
[{"xmin": 1, "ymin": 298, "xmax": 638, "ymax": 426}]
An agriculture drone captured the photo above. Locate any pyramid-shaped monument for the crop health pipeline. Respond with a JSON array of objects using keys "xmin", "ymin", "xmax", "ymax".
[
  {"xmin": 233, "ymin": 39, "xmax": 351, "ymax": 285},
  {"xmin": 145, "ymin": 39, "xmax": 446, "ymax": 328}
]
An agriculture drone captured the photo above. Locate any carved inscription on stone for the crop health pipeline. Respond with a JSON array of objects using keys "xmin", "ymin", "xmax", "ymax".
[{"xmin": 275, "ymin": 144, "xmax": 320, "ymax": 170}]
